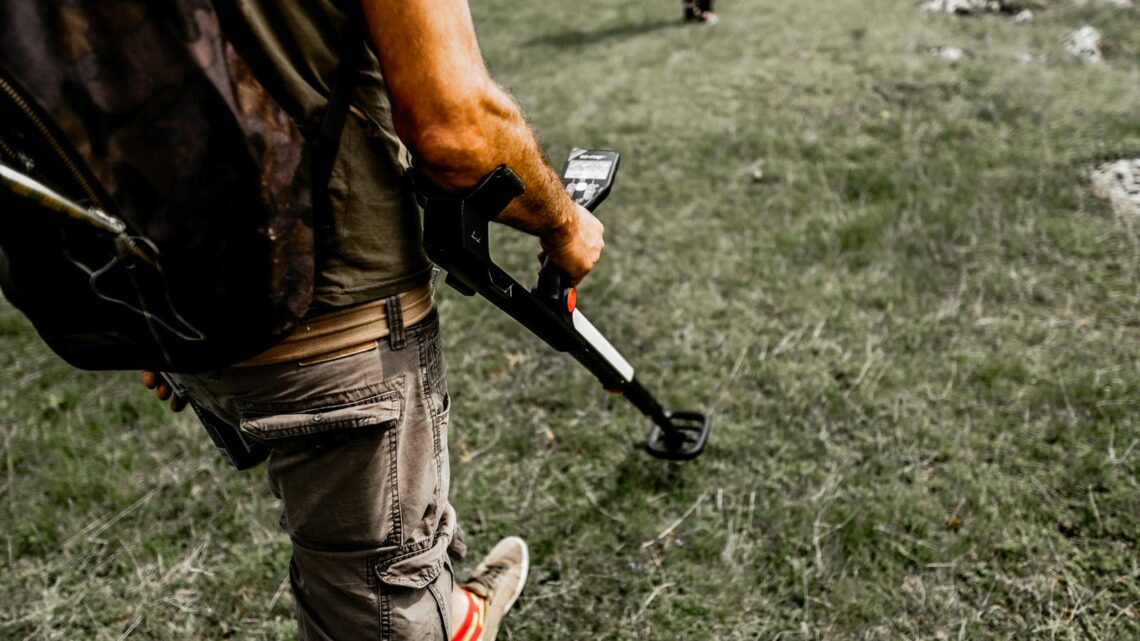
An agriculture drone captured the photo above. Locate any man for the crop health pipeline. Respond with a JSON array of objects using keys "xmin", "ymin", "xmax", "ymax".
[
  {"xmin": 144, "ymin": 1, "xmax": 605, "ymax": 639},
  {"xmin": 683, "ymin": 0, "xmax": 718, "ymax": 24}
]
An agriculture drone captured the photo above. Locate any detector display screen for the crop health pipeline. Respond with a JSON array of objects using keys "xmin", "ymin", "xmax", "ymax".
[{"xmin": 564, "ymin": 160, "xmax": 613, "ymax": 181}]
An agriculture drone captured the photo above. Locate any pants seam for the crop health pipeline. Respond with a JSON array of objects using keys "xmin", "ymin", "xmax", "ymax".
[
  {"xmin": 432, "ymin": 410, "xmax": 443, "ymax": 499},
  {"xmin": 418, "ymin": 328, "xmax": 445, "ymax": 508},
  {"xmin": 384, "ymin": 424, "xmax": 402, "ymax": 546},
  {"xmin": 427, "ymin": 577, "xmax": 450, "ymax": 640},
  {"xmin": 379, "ymin": 590, "xmax": 392, "ymax": 641}
]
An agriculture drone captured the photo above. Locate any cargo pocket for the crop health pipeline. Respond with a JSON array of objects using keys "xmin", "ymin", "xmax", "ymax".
[
  {"xmin": 370, "ymin": 539, "xmax": 452, "ymax": 641},
  {"xmin": 238, "ymin": 377, "xmax": 403, "ymax": 442}
]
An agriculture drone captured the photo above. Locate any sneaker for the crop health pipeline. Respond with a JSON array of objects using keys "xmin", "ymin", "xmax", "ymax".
[{"xmin": 461, "ymin": 537, "xmax": 529, "ymax": 641}]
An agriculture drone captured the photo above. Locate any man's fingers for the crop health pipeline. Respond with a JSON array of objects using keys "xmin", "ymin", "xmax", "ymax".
[
  {"xmin": 143, "ymin": 371, "xmax": 186, "ymax": 412},
  {"xmin": 539, "ymin": 204, "xmax": 604, "ymax": 287}
]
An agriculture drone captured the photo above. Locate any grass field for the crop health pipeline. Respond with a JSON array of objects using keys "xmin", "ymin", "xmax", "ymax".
[{"xmin": 2, "ymin": 1, "xmax": 1139, "ymax": 639}]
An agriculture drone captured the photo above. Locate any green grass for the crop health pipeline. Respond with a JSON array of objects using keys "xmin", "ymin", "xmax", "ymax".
[{"xmin": 3, "ymin": 0, "xmax": 1139, "ymax": 638}]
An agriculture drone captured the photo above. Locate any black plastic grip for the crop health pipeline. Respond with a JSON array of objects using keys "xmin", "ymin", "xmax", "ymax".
[{"xmin": 534, "ymin": 256, "xmax": 573, "ymax": 317}]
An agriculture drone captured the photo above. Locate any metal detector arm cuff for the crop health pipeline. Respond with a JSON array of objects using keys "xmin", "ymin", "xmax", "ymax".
[
  {"xmin": 411, "ymin": 163, "xmax": 523, "ymax": 221},
  {"xmin": 415, "ymin": 164, "xmax": 524, "ymax": 296}
]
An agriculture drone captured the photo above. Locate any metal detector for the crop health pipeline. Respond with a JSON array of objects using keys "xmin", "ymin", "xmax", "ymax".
[{"xmin": 420, "ymin": 149, "xmax": 712, "ymax": 461}]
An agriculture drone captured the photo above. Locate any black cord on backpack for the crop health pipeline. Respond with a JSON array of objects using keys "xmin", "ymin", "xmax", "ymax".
[{"xmin": 57, "ymin": 227, "xmax": 205, "ymax": 346}]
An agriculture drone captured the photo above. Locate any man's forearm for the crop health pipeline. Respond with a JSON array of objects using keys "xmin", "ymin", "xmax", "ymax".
[
  {"xmin": 360, "ymin": 0, "xmax": 575, "ymax": 238},
  {"xmin": 414, "ymin": 81, "xmax": 578, "ymax": 242}
]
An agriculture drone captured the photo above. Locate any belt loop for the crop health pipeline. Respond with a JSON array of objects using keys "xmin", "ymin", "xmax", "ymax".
[{"xmin": 385, "ymin": 295, "xmax": 406, "ymax": 351}]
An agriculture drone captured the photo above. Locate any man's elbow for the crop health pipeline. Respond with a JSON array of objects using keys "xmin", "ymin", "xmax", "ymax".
[
  {"xmin": 396, "ymin": 85, "xmax": 516, "ymax": 190},
  {"xmin": 408, "ymin": 123, "xmax": 495, "ymax": 190}
]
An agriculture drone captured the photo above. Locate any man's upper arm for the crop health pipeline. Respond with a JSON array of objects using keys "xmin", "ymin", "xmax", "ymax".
[{"xmin": 360, "ymin": 0, "xmax": 491, "ymax": 157}]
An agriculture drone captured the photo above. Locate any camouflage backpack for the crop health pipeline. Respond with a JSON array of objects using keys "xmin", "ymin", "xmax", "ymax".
[{"xmin": 0, "ymin": 0, "xmax": 356, "ymax": 372}]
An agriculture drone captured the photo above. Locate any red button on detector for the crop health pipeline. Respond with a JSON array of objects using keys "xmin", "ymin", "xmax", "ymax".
[{"xmin": 566, "ymin": 288, "xmax": 577, "ymax": 313}]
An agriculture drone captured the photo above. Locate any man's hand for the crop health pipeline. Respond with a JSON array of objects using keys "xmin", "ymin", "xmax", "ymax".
[
  {"xmin": 540, "ymin": 204, "xmax": 605, "ymax": 286},
  {"xmin": 140, "ymin": 370, "xmax": 187, "ymax": 412}
]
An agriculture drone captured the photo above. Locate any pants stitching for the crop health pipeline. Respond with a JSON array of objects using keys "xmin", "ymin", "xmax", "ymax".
[
  {"xmin": 379, "ymin": 590, "xmax": 392, "ymax": 641},
  {"xmin": 418, "ymin": 330, "xmax": 446, "ymax": 507},
  {"xmin": 416, "ymin": 327, "xmax": 431, "ymax": 416},
  {"xmin": 384, "ymin": 424, "xmax": 402, "ymax": 546},
  {"xmin": 432, "ymin": 408, "xmax": 443, "ymax": 499},
  {"xmin": 427, "ymin": 577, "xmax": 450, "ymax": 641}
]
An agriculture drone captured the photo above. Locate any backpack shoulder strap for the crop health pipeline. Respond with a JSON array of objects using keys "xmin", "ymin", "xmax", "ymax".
[{"xmin": 312, "ymin": 17, "xmax": 367, "ymax": 248}]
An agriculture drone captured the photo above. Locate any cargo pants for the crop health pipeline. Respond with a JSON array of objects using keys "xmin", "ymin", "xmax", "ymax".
[{"xmin": 171, "ymin": 310, "xmax": 463, "ymax": 640}]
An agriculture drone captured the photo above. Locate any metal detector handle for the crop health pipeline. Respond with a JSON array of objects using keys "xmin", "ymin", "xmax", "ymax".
[
  {"xmin": 534, "ymin": 257, "xmax": 576, "ymax": 319},
  {"xmin": 420, "ymin": 158, "xmax": 712, "ymax": 461}
]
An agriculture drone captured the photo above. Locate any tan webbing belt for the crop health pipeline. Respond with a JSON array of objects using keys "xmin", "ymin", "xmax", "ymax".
[{"xmin": 237, "ymin": 283, "xmax": 434, "ymax": 367}]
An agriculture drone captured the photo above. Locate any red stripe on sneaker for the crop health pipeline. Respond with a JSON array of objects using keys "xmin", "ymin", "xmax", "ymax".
[
  {"xmin": 472, "ymin": 591, "xmax": 485, "ymax": 640},
  {"xmin": 466, "ymin": 590, "xmax": 486, "ymax": 641},
  {"xmin": 452, "ymin": 590, "xmax": 484, "ymax": 641},
  {"xmin": 451, "ymin": 590, "xmax": 476, "ymax": 641},
  {"xmin": 468, "ymin": 590, "xmax": 486, "ymax": 641}
]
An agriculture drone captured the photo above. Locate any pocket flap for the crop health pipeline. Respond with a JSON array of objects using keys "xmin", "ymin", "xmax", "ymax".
[
  {"xmin": 371, "ymin": 538, "xmax": 448, "ymax": 590},
  {"xmin": 240, "ymin": 388, "xmax": 401, "ymax": 440}
]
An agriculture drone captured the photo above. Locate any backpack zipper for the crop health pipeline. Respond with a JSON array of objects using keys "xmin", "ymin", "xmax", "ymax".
[
  {"xmin": 0, "ymin": 73, "xmax": 107, "ymax": 211},
  {"xmin": 0, "ymin": 132, "xmax": 19, "ymax": 164}
]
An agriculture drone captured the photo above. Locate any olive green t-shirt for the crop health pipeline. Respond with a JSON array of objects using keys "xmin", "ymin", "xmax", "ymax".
[{"xmin": 218, "ymin": 0, "xmax": 431, "ymax": 311}]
